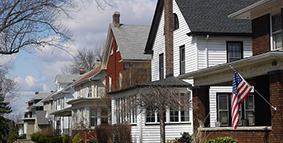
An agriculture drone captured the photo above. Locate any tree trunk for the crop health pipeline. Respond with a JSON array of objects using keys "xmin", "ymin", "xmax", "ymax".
[{"xmin": 159, "ymin": 112, "xmax": 165, "ymax": 143}]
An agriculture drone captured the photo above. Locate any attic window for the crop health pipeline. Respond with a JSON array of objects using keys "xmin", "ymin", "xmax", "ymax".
[
  {"xmin": 116, "ymin": 46, "xmax": 119, "ymax": 52},
  {"xmin": 110, "ymin": 45, "xmax": 113, "ymax": 55},
  {"xmin": 173, "ymin": 13, "xmax": 179, "ymax": 30}
]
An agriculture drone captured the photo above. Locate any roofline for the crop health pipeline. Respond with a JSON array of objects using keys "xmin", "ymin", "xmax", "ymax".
[
  {"xmin": 67, "ymin": 97, "xmax": 101, "ymax": 105},
  {"xmin": 108, "ymin": 83, "xmax": 191, "ymax": 95},
  {"xmin": 144, "ymin": 0, "xmax": 164, "ymax": 54},
  {"xmin": 187, "ymin": 32, "xmax": 252, "ymax": 36},
  {"xmin": 228, "ymin": 0, "xmax": 275, "ymax": 19},
  {"xmin": 178, "ymin": 52, "xmax": 283, "ymax": 79},
  {"xmin": 72, "ymin": 69, "xmax": 103, "ymax": 87},
  {"xmin": 119, "ymin": 59, "xmax": 151, "ymax": 63}
]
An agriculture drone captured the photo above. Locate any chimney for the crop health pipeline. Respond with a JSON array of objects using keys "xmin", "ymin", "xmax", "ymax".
[
  {"xmin": 95, "ymin": 60, "xmax": 101, "ymax": 68},
  {"xmin": 35, "ymin": 91, "xmax": 39, "ymax": 95},
  {"xmin": 80, "ymin": 68, "xmax": 86, "ymax": 75},
  {"xmin": 113, "ymin": 11, "xmax": 120, "ymax": 27},
  {"xmin": 164, "ymin": 0, "xmax": 173, "ymax": 78}
]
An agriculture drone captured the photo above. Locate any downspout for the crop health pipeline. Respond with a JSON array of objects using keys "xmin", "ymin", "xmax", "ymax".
[{"xmin": 205, "ymin": 35, "xmax": 209, "ymax": 68}]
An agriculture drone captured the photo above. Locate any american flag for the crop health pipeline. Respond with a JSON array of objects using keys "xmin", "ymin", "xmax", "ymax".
[{"xmin": 232, "ymin": 70, "xmax": 252, "ymax": 129}]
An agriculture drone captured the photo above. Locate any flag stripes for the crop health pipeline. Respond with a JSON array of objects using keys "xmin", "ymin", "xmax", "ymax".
[{"xmin": 231, "ymin": 69, "xmax": 252, "ymax": 129}]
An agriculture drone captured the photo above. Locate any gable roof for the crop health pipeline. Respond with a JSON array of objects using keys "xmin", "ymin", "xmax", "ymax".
[
  {"xmin": 72, "ymin": 65, "xmax": 101, "ymax": 86},
  {"xmin": 102, "ymin": 24, "xmax": 151, "ymax": 68},
  {"xmin": 145, "ymin": 0, "xmax": 257, "ymax": 54},
  {"xmin": 55, "ymin": 74, "xmax": 81, "ymax": 84},
  {"xmin": 111, "ymin": 24, "xmax": 152, "ymax": 61}
]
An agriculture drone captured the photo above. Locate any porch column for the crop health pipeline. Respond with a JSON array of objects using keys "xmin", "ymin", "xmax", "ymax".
[
  {"xmin": 193, "ymin": 86, "xmax": 210, "ymax": 131},
  {"xmin": 268, "ymin": 70, "xmax": 283, "ymax": 142}
]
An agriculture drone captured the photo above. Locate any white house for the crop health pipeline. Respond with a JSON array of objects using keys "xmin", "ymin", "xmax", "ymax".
[
  {"xmin": 141, "ymin": 0, "xmax": 257, "ymax": 142},
  {"xmin": 50, "ymin": 74, "xmax": 81, "ymax": 136},
  {"xmin": 67, "ymin": 63, "xmax": 109, "ymax": 141}
]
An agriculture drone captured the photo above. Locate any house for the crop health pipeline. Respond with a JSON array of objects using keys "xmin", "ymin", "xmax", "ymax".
[
  {"xmin": 67, "ymin": 62, "xmax": 108, "ymax": 142},
  {"xmin": 138, "ymin": 0, "xmax": 257, "ymax": 142},
  {"xmin": 50, "ymin": 74, "xmax": 81, "ymax": 136},
  {"xmin": 22, "ymin": 92, "xmax": 51, "ymax": 139},
  {"xmin": 103, "ymin": 12, "xmax": 154, "ymax": 142},
  {"xmin": 102, "ymin": 12, "xmax": 151, "ymax": 94},
  {"xmin": 179, "ymin": 0, "xmax": 283, "ymax": 142}
]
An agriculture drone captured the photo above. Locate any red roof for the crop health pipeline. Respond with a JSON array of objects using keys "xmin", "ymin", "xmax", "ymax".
[{"xmin": 73, "ymin": 66, "xmax": 101, "ymax": 85}]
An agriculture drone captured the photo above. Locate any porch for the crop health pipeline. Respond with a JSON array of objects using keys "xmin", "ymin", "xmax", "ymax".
[{"xmin": 179, "ymin": 52, "xmax": 283, "ymax": 142}]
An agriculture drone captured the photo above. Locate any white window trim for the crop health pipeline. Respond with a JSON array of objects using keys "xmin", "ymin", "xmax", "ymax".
[{"xmin": 270, "ymin": 13, "xmax": 282, "ymax": 51}]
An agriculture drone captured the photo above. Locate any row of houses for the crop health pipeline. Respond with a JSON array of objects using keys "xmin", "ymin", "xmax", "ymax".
[{"xmin": 19, "ymin": 0, "xmax": 283, "ymax": 142}]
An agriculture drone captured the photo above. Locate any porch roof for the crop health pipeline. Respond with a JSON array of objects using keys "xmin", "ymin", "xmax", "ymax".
[
  {"xmin": 178, "ymin": 51, "xmax": 283, "ymax": 86},
  {"xmin": 50, "ymin": 107, "xmax": 72, "ymax": 116}
]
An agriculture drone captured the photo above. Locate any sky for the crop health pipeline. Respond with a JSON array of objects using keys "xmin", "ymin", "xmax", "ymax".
[{"xmin": 1, "ymin": 0, "xmax": 157, "ymax": 117}]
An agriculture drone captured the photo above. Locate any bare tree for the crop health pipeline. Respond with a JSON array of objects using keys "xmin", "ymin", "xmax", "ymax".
[
  {"xmin": 64, "ymin": 46, "xmax": 104, "ymax": 74},
  {"xmin": 127, "ymin": 84, "xmax": 191, "ymax": 143},
  {"xmin": 0, "ymin": 0, "xmax": 112, "ymax": 55}
]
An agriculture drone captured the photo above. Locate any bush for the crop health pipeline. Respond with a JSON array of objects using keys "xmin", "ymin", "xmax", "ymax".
[
  {"xmin": 90, "ymin": 140, "xmax": 98, "ymax": 143},
  {"xmin": 95, "ymin": 124, "xmax": 112, "ymax": 143},
  {"xmin": 206, "ymin": 137, "xmax": 238, "ymax": 143},
  {"xmin": 112, "ymin": 123, "xmax": 131, "ymax": 143},
  {"xmin": 31, "ymin": 133, "xmax": 45, "ymax": 142},
  {"xmin": 63, "ymin": 134, "xmax": 71, "ymax": 143},
  {"xmin": 18, "ymin": 134, "xmax": 26, "ymax": 139},
  {"xmin": 72, "ymin": 133, "xmax": 83, "ymax": 143},
  {"xmin": 175, "ymin": 132, "xmax": 192, "ymax": 143},
  {"xmin": 51, "ymin": 137, "xmax": 63, "ymax": 143},
  {"xmin": 38, "ymin": 137, "xmax": 51, "ymax": 143},
  {"xmin": 8, "ymin": 133, "xmax": 17, "ymax": 143}
]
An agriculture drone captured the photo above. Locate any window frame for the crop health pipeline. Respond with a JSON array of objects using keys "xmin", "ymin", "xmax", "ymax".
[
  {"xmin": 226, "ymin": 41, "xmax": 243, "ymax": 63},
  {"xmin": 90, "ymin": 108, "xmax": 97, "ymax": 127},
  {"xmin": 271, "ymin": 13, "xmax": 282, "ymax": 50},
  {"xmin": 159, "ymin": 53, "xmax": 164, "ymax": 80},
  {"xmin": 109, "ymin": 75, "xmax": 112, "ymax": 92},
  {"xmin": 88, "ymin": 85, "xmax": 92, "ymax": 97},
  {"xmin": 173, "ymin": 13, "xmax": 179, "ymax": 30},
  {"xmin": 216, "ymin": 93, "xmax": 255, "ymax": 127},
  {"xmin": 179, "ymin": 45, "xmax": 185, "ymax": 75}
]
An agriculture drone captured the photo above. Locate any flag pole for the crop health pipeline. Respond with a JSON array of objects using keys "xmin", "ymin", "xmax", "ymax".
[{"xmin": 229, "ymin": 65, "xmax": 277, "ymax": 111}]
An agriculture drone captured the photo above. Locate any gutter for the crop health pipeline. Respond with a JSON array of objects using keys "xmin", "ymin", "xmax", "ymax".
[
  {"xmin": 228, "ymin": 0, "xmax": 275, "ymax": 19},
  {"xmin": 178, "ymin": 51, "xmax": 283, "ymax": 79}
]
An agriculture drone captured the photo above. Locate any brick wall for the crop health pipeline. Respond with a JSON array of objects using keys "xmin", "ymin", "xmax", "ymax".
[
  {"xmin": 106, "ymin": 35, "xmax": 124, "ymax": 92},
  {"xmin": 204, "ymin": 130, "xmax": 270, "ymax": 143},
  {"xmin": 193, "ymin": 86, "xmax": 210, "ymax": 130},
  {"xmin": 164, "ymin": 0, "xmax": 173, "ymax": 77},
  {"xmin": 268, "ymin": 70, "xmax": 283, "ymax": 143},
  {"xmin": 252, "ymin": 14, "xmax": 270, "ymax": 56}
]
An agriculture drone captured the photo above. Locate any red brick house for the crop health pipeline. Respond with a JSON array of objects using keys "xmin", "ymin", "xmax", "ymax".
[
  {"xmin": 179, "ymin": 0, "xmax": 283, "ymax": 142},
  {"xmin": 101, "ymin": 12, "xmax": 151, "ymax": 93}
]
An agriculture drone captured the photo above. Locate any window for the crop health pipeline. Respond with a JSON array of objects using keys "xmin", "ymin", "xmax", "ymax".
[
  {"xmin": 227, "ymin": 41, "xmax": 243, "ymax": 63},
  {"xmin": 88, "ymin": 85, "xmax": 92, "ymax": 97},
  {"xmin": 271, "ymin": 13, "xmax": 282, "ymax": 50},
  {"xmin": 90, "ymin": 108, "xmax": 97, "ymax": 126},
  {"xmin": 101, "ymin": 108, "xmax": 108, "ymax": 124},
  {"xmin": 119, "ymin": 71, "xmax": 122, "ymax": 89},
  {"xmin": 170, "ymin": 110, "xmax": 179, "ymax": 122},
  {"xmin": 217, "ymin": 93, "xmax": 254, "ymax": 126},
  {"xmin": 146, "ymin": 107, "xmax": 155, "ymax": 122},
  {"xmin": 173, "ymin": 13, "xmax": 179, "ymax": 30},
  {"xmin": 110, "ymin": 45, "xmax": 113, "ymax": 55},
  {"xmin": 115, "ymin": 97, "xmax": 136, "ymax": 124},
  {"xmin": 179, "ymin": 45, "xmax": 185, "ymax": 75},
  {"xmin": 109, "ymin": 75, "xmax": 112, "ymax": 92},
  {"xmin": 159, "ymin": 53, "xmax": 164, "ymax": 80}
]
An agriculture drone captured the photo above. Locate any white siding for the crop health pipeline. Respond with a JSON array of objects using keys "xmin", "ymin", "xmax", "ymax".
[
  {"xmin": 151, "ymin": 10, "xmax": 165, "ymax": 81},
  {"xmin": 196, "ymin": 35, "xmax": 253, "ymax": 69}
]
